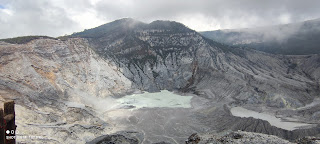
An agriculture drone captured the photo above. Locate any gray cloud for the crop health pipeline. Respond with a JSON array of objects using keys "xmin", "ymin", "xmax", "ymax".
[
  {"xmin": 0, "ymin": 0, "xmax": 80, "ymax": 38},
  {"xmin": 0, "ymin": 0, "xmax": 320, "ymax": 39}
]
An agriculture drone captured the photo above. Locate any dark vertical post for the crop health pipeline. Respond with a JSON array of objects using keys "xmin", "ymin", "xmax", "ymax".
[
  {"xmin": 0, "ymin": 108, "xmax": 4, "ymax": 144},
  {"xmin": 4, "ymin": 101, "xmax": 15, "ymax": 144}
]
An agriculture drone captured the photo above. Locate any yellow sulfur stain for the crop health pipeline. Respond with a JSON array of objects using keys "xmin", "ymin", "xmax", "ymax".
[
  {"xmin": 280, "ymin": 97, "xmax": 292, "ymax": 108},
  {"xmin": 44, "ymin": 71, "xmax": 56, "ymax": 85},
  {"xmin": 32, "ymin": 65, "xmax": 57, "ymax": 86}
]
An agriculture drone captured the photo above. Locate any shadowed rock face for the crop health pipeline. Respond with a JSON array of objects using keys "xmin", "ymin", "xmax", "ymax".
[{"xmin": 0, "ymin": 19, "xmax": 319, "ymax": 143}]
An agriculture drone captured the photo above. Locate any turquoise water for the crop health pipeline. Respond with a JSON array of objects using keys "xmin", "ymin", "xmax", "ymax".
[
  {"xmin": 117, "ymin": 90, "xmax": 193, "ymax": 109},
  {"xmin": 231, "ymin": 107, "xmax": 314, "ymax": 130}
]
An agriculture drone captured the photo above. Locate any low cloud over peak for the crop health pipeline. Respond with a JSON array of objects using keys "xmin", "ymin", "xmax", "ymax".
[{"xmin": 0, "ymin": 0, "xmax": 320, "ymax": 39}]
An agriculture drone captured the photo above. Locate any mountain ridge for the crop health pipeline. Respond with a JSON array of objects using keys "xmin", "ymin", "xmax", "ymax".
[
  {"xmin": 0, "ymin": 18, "xmax": 319, "ymax": 143},
  {"xmin": 200, "ymin": 18, "xmax": 320, "ymax": 55}
]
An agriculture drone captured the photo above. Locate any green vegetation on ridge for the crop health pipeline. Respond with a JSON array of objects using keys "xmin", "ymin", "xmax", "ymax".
[{"xmin": 0, "ymin": 35, "xmax": 57, "ymax": 44}]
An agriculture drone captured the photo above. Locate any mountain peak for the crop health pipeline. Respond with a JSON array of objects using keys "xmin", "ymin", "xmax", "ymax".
[
  {"xmin": 148, "ymin": 20, "xmax": 193, "ymax": 32},
  {"xmin": 71, "ymin": 18, "xmax": 194, "ymax": 39},
  {"xmin": 110, "ymin": 18, "xmax": 143, "ymax": 26},
  {"xmin": 71, "ymin": 18, "xmax": 145, "ymax": 38}
]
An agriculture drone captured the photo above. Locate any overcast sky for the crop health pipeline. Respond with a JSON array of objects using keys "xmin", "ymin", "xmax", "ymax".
[{"xmin": 0, "ymin": 0, "xmax": 320, "ymax": 39}]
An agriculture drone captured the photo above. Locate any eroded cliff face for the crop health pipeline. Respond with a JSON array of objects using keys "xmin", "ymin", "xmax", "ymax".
[
  {"xmin": 0, "ymin": 19, "xmax": 319, "ymax": 143},
  {"xmin": 0, "ymin": 38, "xmax": 133, "ymax": 143},
  {"xmin": 75, "ymin": 19, "xmax": 320, "ymax": 109},
  {"xmin": 0, "ymin": 38, "xmax": 134, "ymax": 104}
]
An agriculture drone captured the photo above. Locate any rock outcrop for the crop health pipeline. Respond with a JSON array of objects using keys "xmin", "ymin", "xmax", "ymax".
[
  {"xmin": 193, "ymin": 131, "xmax": 295, "ymax": 144},
  {"xmin": 86, "ymin": 131, "xmax": 143, "ymax": 144}
]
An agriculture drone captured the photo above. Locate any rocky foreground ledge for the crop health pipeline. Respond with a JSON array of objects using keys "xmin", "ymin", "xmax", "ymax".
[
  {"xmin": 86, "ymin": 131, "xmax": 320, "ymax": 144},
  {"xmin": 186, "ymin": 131, "xmax": 320, "ymax": 144}
]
